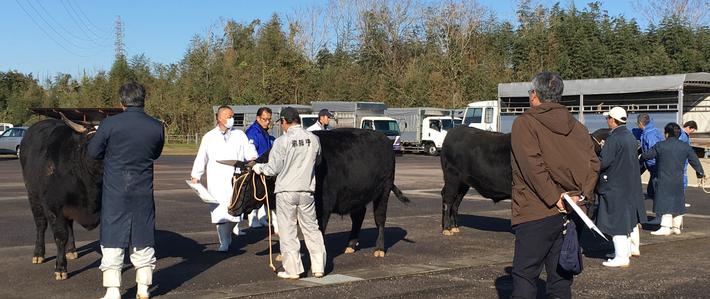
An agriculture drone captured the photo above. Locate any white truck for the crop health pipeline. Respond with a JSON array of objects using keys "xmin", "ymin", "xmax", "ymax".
[
  {"xmin": 311, "ymin": 101, "xmax": 402, "ymax": 151},
  {"xmin": 385, "ymin": 108, "xmax": 460, "ymax": 155},
  {"xmin": 0, "ymin": 123, "xmax": 13, "ymax": 135}
]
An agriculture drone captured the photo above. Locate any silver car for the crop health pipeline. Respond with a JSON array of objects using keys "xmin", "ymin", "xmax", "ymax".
[{"xmin": 0, "ymin": 127, "xmax": 27, "ymax": 158}]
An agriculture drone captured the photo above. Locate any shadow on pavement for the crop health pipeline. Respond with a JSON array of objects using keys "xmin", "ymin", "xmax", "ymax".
[
  {"xmin": 457, "ymin": 214, "xmax": 513, "ymax": 233},
  {"xmin": 130, "ymin": 230, "xmax": 234, "ymax": 297}
]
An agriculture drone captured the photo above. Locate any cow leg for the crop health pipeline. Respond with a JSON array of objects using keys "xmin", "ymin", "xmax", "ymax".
[
  {"xmin": 29, "ymin": 196, "xmax": 47, "ymax": 264},
  {"xmin": 50, "ymin": 215, "xmax": 69, "ymax": 280},
  {"xmin": 345, "ymin": 207, "xmax": 366, "ymax": 254},
  {"xmin": 450, "ymin": 183, "xmax": 470, "ymax": 234},
  {"xmin": 65, "ymin": 220, "xmax": 78, "ymax": 260},
  {"xmin": 441, "ymin": 177, "xmax": 460, "ymax": 235},
  {"xmin": 372, "ymin": 189, "xmax": 389, "ymax": 258}
]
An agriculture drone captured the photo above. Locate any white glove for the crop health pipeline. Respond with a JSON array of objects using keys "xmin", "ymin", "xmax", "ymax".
[{"xmin": 252, "ymin": 163, "xmax": 263, "ymax": 175}]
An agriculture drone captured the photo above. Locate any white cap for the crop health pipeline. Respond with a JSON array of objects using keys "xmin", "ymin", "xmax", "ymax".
[{"xmin": 603, "ymin": 106, "xmax": 627, "ymax": 123}]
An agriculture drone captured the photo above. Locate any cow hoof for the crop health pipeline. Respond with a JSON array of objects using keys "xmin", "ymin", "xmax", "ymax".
[
  {"xmin": 451, "ymin": 227, "xmax": 461, "ymax": 233},
  {"xmin": 442, "ymin": 229, "xmax": 454, "ymax": 236},
  {"xmin": 373, "ymin": 250, "xmax": 385, "ymax": 258},
  {"xmin": 344, "ymin": 247, "xmax": 356, "ymax": 254},
  {"xmin": 54, "ymin": 272, "xmax": 68, "ymax": 280},
  {"xmin": 32, "ymin": 256, "xmax": 44, "ymax": 264},
  {"xmin": 65, "ymin": 252, "xmax": 78, "ymax": 260},
  {"xmin": 275, "ymin": 254, "xmax": 283, "ymax": 262}
]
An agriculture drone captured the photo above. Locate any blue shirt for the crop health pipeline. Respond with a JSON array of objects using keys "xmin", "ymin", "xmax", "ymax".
[
  {"xmin": 679, "ymin": 130, "xmax": 690, "ymax": 145},
  {"xmin": 245, "ymin": 121, "xmax": 274, "ymax": 156},
  {"xmin": 640, "ymin": 121, "xmax": 664, "ymax": 169}
]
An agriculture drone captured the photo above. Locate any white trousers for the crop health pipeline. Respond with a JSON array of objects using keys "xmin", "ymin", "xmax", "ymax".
[
  {"xmin": 100, "ymin": 246, "xmax": 156, "ymax": 272},
  {"xmin": 276, "ymin": 192, "xmax": 326, "ymax": 275}
]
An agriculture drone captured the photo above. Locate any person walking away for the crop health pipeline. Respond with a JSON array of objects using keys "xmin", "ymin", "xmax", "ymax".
[
  {"xmin": 637, "ymin": 114, "xmax": 664, "ymax": 199},
  {"xmin": 252, "ymin": 107, "xmax": 327, "ymax": 279},
  {"xmin": 641, "ymin": 122, "xmax": 705, "ymax": 236},
  {"xmin": 510, "ymin": 72, "xmax": 600, "ymax": 299},
  {"xmin": 191, "ymin": 105, "xmax": 258, "ymax": 252},
  {"xmin": 88, "ymin": 83, "xmax": 165, "ymax": 299},
  {"xmin": 245, "ymin": 107, "xmax": 278, "ymax": 232},
  {"xmin": 307, "ymin": 109, "xmax": 334, "ymax": 131},
  {"xmin": 596, "ymin": 107, "xmax": 646, "ymax": 267}
]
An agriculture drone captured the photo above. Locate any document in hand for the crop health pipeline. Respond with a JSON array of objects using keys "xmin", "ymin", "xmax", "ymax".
[
  {"xmin": 185, "ymin": 180, "xmax": 219, "ymax": 204},
  {"xmin": 563, "ymin": 193, "xmax": 608, "ymax": 241}
]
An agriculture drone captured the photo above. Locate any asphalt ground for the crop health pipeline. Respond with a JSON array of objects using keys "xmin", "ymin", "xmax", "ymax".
[{"xmin": 1, "ymin": 154, "xmax": 709, "ymax": 298}]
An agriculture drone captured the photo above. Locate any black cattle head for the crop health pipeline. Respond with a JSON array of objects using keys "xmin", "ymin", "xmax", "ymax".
[
  {"xmin": 59, "ymin": 112, "xmax": 104, "ymax": 228},
  {"xmin": 221, "ymin": 150, "xmax": 276, "ymax": 217},
  {"xmin": 590, "ymin": 128, "xmax": 610, "ymax": 155}
]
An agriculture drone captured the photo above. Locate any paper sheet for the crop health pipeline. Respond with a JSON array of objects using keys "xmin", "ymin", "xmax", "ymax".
[
  {"xmin": 185, "ymin": 180, "xmax": 219, "ymax": 204},
  {"xmin": 563, "ymin": 193, "xmax": 609, "ymax": 241}
]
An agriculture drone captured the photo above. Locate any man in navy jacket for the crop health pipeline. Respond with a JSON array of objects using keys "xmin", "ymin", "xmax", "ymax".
[
  {"xmin": 245, "ymin": 107, "xmax": 276, "ymax": 229},
  {"xmin": 88, "ymin": 83, "xmax": 164, "ymax": 299}
]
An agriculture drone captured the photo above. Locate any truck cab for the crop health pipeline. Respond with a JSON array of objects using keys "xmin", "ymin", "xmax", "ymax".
[
  {"xmin": 360, "ymin": 116, "xmax": 402, "ymax": 152},
  {"xmin": 300, "ymin": 114, "xmax": 319, "ymax": 129},
  {"xmin": 463, "ymin": 100, "xmax": 498, "ymax": 131},
  {"xmin": 419, "ymin": 116, "xmax": 459, "ymax": 155}
]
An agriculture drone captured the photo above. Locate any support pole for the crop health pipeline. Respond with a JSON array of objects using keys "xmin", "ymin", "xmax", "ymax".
[
  {"xmin": 579, "ymin": 94, "xmax": 585, "ymax": 125},
  {"xmin": 677, "ymin": 87, "xmax": 684, "ymax": 124}
]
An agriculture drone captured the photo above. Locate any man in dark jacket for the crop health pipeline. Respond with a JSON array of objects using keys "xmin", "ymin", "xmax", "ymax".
[
  {"xmin": 510, "ymin": 72, "xmax": 600, "ymax": 299},
  {"xmin": 595, "ymin": 106, "xmax": 645, "ymax": 268},
  {"xmin": 641, "ymin": 122, "xmax": 705, "ymax": 236},
  {"xmin": 88, "ymin": 83, "xmax": 165, "ymax": 299},
  {"xmin": 245, "ymin": 107, "xmax": 277, "ymax": 229}
]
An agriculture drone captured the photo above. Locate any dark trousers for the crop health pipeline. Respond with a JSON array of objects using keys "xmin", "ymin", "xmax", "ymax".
[{"xmin": 512, "ymin": 214, "xmax": 572, "ymax": 299}]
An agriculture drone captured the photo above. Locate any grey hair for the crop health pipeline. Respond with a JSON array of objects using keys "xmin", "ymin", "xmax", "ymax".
[
  {"xmin": 119, "ymin": 82, "xmax": 145, "ymax": 107},
  {"xmin": 637, "ymin": 113, "xmax": 650, "ymax": 126},
  {"xmin": 531, "ymin": 72, "xmax": 564, "ymax": 103}
]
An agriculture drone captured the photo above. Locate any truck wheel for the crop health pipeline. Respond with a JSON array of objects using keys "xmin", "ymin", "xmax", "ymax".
[{"xmin": 424, "ymin": 143, "xmax": 438, "ymax": 156}]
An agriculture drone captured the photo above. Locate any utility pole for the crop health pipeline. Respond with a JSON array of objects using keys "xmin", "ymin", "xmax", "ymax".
[{"xmin": 114, "ymin": 16, "xmax": 125, "ymax": 59}]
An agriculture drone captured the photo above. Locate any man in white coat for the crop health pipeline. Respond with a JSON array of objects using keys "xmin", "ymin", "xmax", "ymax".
[{"xmin": 191, "ymin": 105, "xmax": 258, "ymax": 251}]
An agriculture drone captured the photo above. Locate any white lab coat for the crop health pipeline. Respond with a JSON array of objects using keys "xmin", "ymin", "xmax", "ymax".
[{"xmin": 191, "ymin": 127, "xmax": 258, "ymax": 223}]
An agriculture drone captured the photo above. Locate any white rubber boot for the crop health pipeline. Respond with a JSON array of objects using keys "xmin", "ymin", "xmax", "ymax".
[
  {"xmin": 651, "ymin": 214, "xmax": 672, "ymax": 236},
  {"xmin": 216, "ymin": 223, "xmax": 232, "ymax": 252},
  {"xmin": 629, "ymin": 225, "xmax": 640, "ymax": 257},
  {"xmin": 248, "ymin": 210, "xmax": 263, "ymax": 228},
  {"xmin": 603, "ymin": 235, "xmax": 630, "ymax": 268},
  {"xmin": 135, "ymin": 267, "xmax": 152, "ymax": 299},
  {"xmin": 100, "ymin": 269, "xmax": 121, "ymax": 299},
  {"xmin": 672, "ymin": 215, "xmax": 683, "ymax": 235}
]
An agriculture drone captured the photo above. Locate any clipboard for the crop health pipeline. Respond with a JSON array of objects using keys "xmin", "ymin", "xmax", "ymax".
[{"xmin": 185, "ymin": 180, "xmax": 219, "ymax": 204}]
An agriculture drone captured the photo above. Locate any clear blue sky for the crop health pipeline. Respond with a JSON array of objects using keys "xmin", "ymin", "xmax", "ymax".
[{"xmin": 0, "ymin": 0, "xmax": 641, "ymax": 81}]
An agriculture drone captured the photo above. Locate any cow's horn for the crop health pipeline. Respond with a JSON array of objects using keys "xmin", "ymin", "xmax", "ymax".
[{"xmin": 58, "ymin": 112, "xmax": 87, "ymax": 134}]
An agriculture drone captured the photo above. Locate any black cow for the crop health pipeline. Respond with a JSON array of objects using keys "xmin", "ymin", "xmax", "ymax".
[
  {"xmin": 232, "ymin": 128, "xmax": 410, "ymax": 257},
  {"xmin": 439, "ymin": 126, "xmax": 610, "ymax": 235},
  {"xmin": 20, "ymin": 117, "xmax": 102, "ymax": 280}
]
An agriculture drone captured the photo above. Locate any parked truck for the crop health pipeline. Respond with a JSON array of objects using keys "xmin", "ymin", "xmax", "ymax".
[
  {"xmin": 385, "ymin": 108, "xmax": 460, "ymax": 155},
  {"xmin": 311, "ymin": 101, "xmax": 402, "ymax": 151}
]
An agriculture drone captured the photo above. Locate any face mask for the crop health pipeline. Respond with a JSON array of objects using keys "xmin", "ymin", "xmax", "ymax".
[{"xmin": 226, "ymin": 117, "xmax": 234, "ymax": 128}]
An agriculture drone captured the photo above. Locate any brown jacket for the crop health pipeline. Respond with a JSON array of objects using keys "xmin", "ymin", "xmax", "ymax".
[{"xmin": 510, "ymin": 102, "xmax": 600, "ymax": 226}]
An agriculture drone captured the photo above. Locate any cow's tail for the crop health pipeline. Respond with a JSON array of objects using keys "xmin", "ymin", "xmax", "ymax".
[{"xmin": 391, "ymin": 184, "xmax": 411, "ymax": 204}]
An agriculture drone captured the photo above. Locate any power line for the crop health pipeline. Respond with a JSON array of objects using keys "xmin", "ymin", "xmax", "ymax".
[
  {"xmin": 15, "ymin": 0, "xmax": 104, "ymax": 57},
  {"xmin": 33, "ymin": 0, "xmax": 111, "ymax": 47},
  {"xmin": 23, "ymin": 0, "xmax": 93, "ymax": 50},
  {"xmin": 66, "ymin": 0, "xmax": 110, "ymax": 39},
  {"xmin": 59, "ymin": 0, "xmax": 108, "ymax": 43}
]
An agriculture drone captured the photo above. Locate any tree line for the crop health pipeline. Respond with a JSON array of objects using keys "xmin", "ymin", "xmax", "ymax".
[{"xmin": 1, "ymin": 0, "xmax": 708, "ymax": 135}]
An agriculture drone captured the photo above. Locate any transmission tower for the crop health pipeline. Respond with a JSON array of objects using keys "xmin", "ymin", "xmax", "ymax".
[{"xmin": 114, "ymin": 16, "xmax": 124, "ymax": 59}]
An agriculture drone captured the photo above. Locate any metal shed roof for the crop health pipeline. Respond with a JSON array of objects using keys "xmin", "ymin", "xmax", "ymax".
[{"xmin": 498, "ymin": 72, "xmax": 710, "ymax": 98}]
